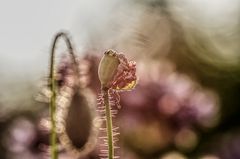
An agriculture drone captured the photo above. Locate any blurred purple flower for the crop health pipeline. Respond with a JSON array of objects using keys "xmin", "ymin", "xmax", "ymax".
[
  {"xmin": 121, "ymin": 60, "xmax": 219, "ymax": 129},
  {"xmin": 3, "ymin": 117, "xmax": 44, "ymax": 159},
  {"xmin": 118, "ymin": 59, "xmax": 220, "ymax": 153}
]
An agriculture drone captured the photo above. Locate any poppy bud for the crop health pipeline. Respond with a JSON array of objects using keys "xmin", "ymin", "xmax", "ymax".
[{"xmin": 98, "ymin": 50, "xmax": 120, "ymax": 88}]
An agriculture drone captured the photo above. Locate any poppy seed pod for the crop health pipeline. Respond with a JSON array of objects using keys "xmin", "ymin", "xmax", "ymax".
[{"xmin": 98, "ymin": 50, "xmax": 120, "ymax": 88}]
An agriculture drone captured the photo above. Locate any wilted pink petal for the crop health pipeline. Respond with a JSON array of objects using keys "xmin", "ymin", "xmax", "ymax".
[{"xmin": 111, "ymin": 53, "xmax": 137, "ymax": 91}]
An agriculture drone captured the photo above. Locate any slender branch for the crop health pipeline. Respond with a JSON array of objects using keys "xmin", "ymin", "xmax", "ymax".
[
  {"xmin": 49, "ymin": 32, "xmax": 78, "ymax": 159},
  {"xmin": 102, "ymin": 88, "xmax": 114, "ymax": 159}
]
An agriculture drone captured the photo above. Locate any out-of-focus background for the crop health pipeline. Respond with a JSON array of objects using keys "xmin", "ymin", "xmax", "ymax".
[{"xmin": 0, "ymin": 0, "xmax": 240, "ymax": 159}]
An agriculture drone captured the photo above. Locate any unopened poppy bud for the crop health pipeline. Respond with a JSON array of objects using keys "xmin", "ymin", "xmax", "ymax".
[{"xmin": 98, "ymin": 50, "xmax": 120, "ymax": 88}]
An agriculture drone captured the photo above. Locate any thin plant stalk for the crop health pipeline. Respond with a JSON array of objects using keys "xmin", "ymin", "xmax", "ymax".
[
  {"xmin": 102, "ymin": 88, "xmax": 114, "ymax": 159},
  {"xmin": 98, "ymin": 50, "xmax": 137, "ymax": 159},
  {"xmin": 49, "ymin": 32, "xmax": 79, "ymax": 159}
]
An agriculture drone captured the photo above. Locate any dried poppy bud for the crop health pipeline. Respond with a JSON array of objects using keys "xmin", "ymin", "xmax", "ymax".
[{"xmin": 98, "ymin": 50, "xmax": 120, "ymax": 88}]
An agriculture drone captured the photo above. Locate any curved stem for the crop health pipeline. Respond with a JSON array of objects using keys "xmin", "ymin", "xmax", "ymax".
[
  {"xmin": 49, "ymin": 32, "xmax": 78, "ymax": 159},
  {"xmin": 102, "ymin": 88, "xmax": 114, "ymax": 159}
]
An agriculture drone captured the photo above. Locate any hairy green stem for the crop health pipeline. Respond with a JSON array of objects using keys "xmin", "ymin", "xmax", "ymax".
[
  {"xmin": 102, "ymin": 88, "xmax": 114, "ymax": 159},
  {"xmin": 49, "ymin": 32, "xmax": 78, "ymax": 159}
]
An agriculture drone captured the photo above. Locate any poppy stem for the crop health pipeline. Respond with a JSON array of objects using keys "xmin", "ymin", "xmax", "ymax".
[
  {"xmin": 49, "ymin": 32, "xmax": 78, "ymax": 159},
  {"xmin": 102, "ymin": 88, "xmax": 114, "ymax": 159}
]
